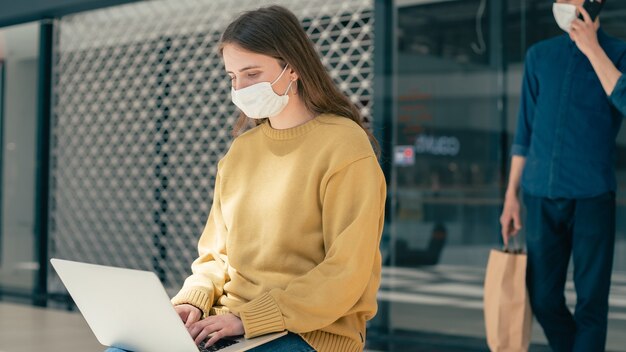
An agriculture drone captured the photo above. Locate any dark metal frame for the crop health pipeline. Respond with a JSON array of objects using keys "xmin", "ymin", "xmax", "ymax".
[
  {"xmin": 368, "ymin": 0, "xmax": 395, "ymax": 350},
  {"xmin": 494, "ymin": 0, "xmax": 510, "ymax": 203},
  {"xmin": 33, "ymin": 20, "xmax": 54, "ymax": 307},
  {"xmin": 0, "ymin": 60, "xmax": 4, "ymax": 270},
  {"xmin": 373, "ymin": 0, "xmax": 394, "ymax": 187}
]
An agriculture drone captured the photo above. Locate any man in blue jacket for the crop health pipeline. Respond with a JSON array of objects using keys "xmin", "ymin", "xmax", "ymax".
[{"xmin": 500, "ymin": 1, "xmax": 626, "ymax": 351}]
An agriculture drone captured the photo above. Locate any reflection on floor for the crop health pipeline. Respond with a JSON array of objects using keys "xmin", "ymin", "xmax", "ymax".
[
  {"xmin": 371, "ymin": 264, "xmax": 626, "ymax": 352},
  {"xmin": 367, "ymin": 330, "xmax": 551, "ymax": 352}
]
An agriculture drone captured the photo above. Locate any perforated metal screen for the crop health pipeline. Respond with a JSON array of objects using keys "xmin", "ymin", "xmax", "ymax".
[{"xmin": 49, "ymin": 0, "xmax": 374, "ymax": 294}]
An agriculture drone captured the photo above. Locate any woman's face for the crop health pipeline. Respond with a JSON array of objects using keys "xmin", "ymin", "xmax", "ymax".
[{"xmin": 222, "ymin": 43, "xmax": 291, "ymax": 93}]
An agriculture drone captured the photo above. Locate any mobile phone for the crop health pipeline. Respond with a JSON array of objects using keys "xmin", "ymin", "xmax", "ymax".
[{"xmin": 578, "ymin": 0, "xmax": 606, "ymax": 21}]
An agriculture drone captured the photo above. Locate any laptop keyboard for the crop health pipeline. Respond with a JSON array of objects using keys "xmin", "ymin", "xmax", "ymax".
[{"xmin": 197, "ymin": 336, "xmax": 242, "ymax": 352}]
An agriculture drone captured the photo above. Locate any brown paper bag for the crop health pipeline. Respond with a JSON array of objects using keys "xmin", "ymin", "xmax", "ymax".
[{"xmin": 483, "ymin": 249, "xmax": 532, "ymax": 352}]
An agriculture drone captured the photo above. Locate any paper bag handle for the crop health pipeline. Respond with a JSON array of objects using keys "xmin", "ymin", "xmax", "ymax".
[{"xmin": 503, "ymin": 235, "xmax": 524, "ymax": 254}]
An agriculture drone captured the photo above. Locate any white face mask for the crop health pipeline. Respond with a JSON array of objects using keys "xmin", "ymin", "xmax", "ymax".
[
  {"xmin": 230, "ymin": 64, "xmax": 294, "ymax": 119},
  {"xmin": 552, "ymin": 3, "xmax": 577, "ymax": 33}
]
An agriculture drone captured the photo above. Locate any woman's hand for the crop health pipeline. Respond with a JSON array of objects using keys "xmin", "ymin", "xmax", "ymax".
[
  {"xmin": 174, "ymin": 304, "xmax": 203, "ymax": 327},
  {"xmin": 187, "ymin": 313, "xmax": 245, "ymax": 348}
]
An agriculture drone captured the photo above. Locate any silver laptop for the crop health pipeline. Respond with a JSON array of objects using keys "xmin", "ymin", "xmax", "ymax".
[{"xmin": 50, "ymin": 258, "xmax": 287, "ymax": 352}]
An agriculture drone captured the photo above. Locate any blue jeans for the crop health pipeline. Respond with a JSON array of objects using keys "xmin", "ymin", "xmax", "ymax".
[
  {"xmin": 524, "ymin": 192, "xmax": 615, "ymax": 352},
  {"xmin": 104, "ymin": 332, "xmax": 315, "ymax": 352},
  {"xmin": 247, "ymin": 333, "xmax": 315, "ymax": 352}
]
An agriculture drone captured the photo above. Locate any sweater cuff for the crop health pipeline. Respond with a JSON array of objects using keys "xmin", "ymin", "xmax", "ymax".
[
  {"xmin": 232, "ymin": 292, "xmax": 285, "ymax": 338},
  {"xmin": 171, "ymin": 287, "xmax": 214, "ymax": 319}
]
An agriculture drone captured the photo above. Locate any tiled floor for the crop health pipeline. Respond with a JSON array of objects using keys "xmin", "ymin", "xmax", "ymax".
[
  {"xmin": 0, "ymin": 302, "xmax": 385, "ymax": 352},
  {"xmin": 3, "ymin": 262, "xmax": 626, "ymax": 351},
  {"xmin": 0, "ymin": 302, "xmax": 102, "ymax": 352}
]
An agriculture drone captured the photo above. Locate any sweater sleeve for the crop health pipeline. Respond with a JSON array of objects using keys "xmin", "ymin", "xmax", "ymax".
[
  {"xmin": 171, "ymin": 168, "xmax": 230, "ymax": 318},
  {"xmin": 230, "ymin": 155, "xmax": 386, "ymax": 338}
]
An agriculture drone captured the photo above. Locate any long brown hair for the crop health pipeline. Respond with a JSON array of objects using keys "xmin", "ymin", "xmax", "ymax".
[{"xmin": 219, "ymin": 5, "xmax": 380, "ymax": 157}]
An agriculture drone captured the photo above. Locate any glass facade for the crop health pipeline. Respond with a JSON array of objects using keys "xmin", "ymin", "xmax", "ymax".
[
  {"xmin": 0, "ymin": 22, "xmax": 41, "ymax": 297},
  {"xmin": 372, "ymin": 0, "xmax": 626, "ymax": 350},
  {"xmin": 1, "ymin": 0, "xmax": 626, "ymax": 350}
]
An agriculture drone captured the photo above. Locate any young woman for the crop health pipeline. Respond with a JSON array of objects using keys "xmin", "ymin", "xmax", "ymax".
[
  {"xmin": 105, "ymin": 6, "xmax": 386, "ymax": 352},
  {"xmin": 107, "ymin": 5, "xmax": 385, "ymax": 352}
]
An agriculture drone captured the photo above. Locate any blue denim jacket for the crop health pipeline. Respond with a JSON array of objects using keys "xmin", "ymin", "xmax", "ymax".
[{"xmin": 512, "ymin": 30, "xmax": 626, "ymax": 199}]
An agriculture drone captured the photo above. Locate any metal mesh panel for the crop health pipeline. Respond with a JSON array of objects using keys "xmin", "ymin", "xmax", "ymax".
[{"xmin": 49, "ymin": 0, "xmax": 374, "ymax": 295}]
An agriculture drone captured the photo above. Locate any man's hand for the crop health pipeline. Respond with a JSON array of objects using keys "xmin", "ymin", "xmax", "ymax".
[
  {"xmin": 570, "ymin": 6, "xmax": 601, "ymax": 57},
  {"xmin": 187, "ymin": 313, "xmax": 245, "ymax": 348},
  {"xmin": 174, "ymin": 304, "xmax": 203, "ymax": 327},
  {"xmin": 500, "ymin": 193, "xmax": 522, "ymax": 247}
]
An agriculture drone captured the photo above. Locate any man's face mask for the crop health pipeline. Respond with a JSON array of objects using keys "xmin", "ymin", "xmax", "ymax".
[{"xmin": 553, "ymin": 3, "xmax": 577, "ymax": 33}]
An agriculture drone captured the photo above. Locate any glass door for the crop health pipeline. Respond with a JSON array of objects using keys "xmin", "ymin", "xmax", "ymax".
[{"xmin": 0, "ymin": 22, "xmax": 40, "ymax": 298}]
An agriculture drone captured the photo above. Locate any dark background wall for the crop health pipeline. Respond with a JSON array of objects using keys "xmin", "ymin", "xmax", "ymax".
[{"xmin": 0, "ymin": 0, "xmax": 138, "ymax": 28}]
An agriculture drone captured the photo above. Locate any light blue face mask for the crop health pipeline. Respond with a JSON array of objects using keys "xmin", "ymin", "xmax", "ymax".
[{"xmin": 230, "ymin": 64, "xmax": 294, "ymax": 119}]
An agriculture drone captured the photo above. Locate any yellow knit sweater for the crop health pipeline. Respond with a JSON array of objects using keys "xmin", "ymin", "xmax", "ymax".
[{"xmin": 171, "ymin": 114, "xmax": 386, "ymax": 352}]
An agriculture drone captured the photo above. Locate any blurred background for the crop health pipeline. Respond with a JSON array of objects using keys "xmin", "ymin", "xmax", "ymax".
[{"xmin": 1, "ymin": 0, "xmax": 626, "ymax": 350}]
